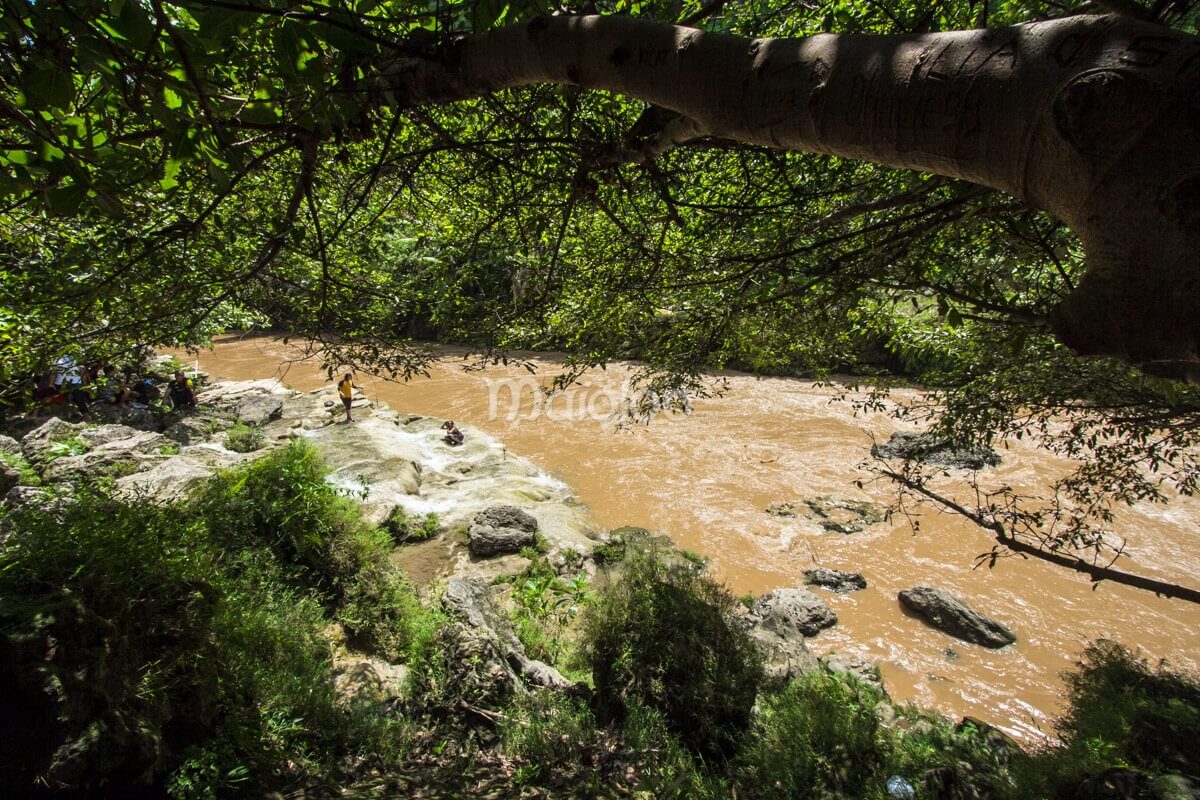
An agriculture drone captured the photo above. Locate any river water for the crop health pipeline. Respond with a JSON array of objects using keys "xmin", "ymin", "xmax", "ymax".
[{"xmin": 179, "ymin": 334, "xmax": 1200, "ymax": 744}]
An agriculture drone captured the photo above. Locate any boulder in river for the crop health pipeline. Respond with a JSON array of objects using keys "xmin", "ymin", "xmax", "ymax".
[
  {"xmin": 898, "ymin": 587, "xmax": 1016, "ymax": 648},
  {"xmin": 872, "ymin": 431, "xmax": 1000, "ymax": 470},
  {"xmin": 805, "ymin": 568, "xmax": 868, "ymax": 593},
  {"xmin": 468, "ymin": 505, "xmax": 539, "ymax": 557},
  {"xmin": 805, "ymin": 496, "xmax": 888, "ymax": 533},
  {"xmin": 765, "ymin": 501, "xmax": 799, "ymax": 517},
  {"xmin": 765, "ymin": 496, "xmax": 887, "ymax": 533},
  {"xmin": 749, "ymin": 587, "xmax": 837, "ymax": 638}
]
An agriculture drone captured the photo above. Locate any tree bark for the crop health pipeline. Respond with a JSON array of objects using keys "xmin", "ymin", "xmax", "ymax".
[{"xmin": 390, "ymin": 14, "xmax": 1200, "ymax": 379}]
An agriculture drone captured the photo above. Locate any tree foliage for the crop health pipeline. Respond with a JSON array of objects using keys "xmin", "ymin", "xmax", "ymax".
[{"xmin": 3, "ymin": 0, "xmax": 1200, "ymax": 584}]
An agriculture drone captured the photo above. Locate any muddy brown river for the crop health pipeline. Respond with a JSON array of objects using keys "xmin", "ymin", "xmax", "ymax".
[{"xmin": 178, "ymin": 334, "xmax": 1200, "ymax": 744}]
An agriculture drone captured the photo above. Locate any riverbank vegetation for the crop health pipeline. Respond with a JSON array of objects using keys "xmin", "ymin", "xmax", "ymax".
[{"xmin": 2, "ymin": 443, "xmax": 1196, "ymax": 798}]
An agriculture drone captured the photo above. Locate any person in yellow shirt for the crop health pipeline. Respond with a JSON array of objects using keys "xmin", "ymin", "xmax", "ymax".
[{"xmin": 337, "ymin": 373, "xmax": 356, "ymax": 423}]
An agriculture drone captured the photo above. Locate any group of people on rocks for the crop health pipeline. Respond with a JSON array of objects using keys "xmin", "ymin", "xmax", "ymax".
[{"xmin": 26, "ymin": 356, "xmax": 198, "ymax": 420}]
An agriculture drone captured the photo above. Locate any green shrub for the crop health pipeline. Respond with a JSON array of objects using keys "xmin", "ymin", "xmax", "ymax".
[
  {"xmin": 196, "ymin": 441, "xmax": 360, "ymax": 583},
  {"xmin": 592, "ymin": 540, "xmax": 625, "ymax": 565},
  {"xmin": 0, "ymin": 493, "xmax": 219, "ymax": 790},
  {"xmin": 737, "ymin": 670, "xmax": 892, "ymax": 798},
  {"xmin": 0, "ymin": 448, "xmax": 417, "ymax": 797},
  {"xmin": 335, "ymin": 527, "xmax": 426, "ymax": 660},
  {"xmin": 511, "ymin": 571, "xmax": 590, "ymax": 665},
  {"xmin": 224, "ymin": 421, "xmax": 264, "ymax": 453},
  {"xmin": 1012, "ymin": 640, "xmax": 1200, "ymax": 797},
  {"xmin": 580, "ymin": 548, "xmax": 762, "ymax": 762}
]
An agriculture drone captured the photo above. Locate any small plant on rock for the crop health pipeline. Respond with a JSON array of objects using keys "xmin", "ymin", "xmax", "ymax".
[{"xmin": 224, "ymin": 422, "xmax": 264, "ymax": 453}]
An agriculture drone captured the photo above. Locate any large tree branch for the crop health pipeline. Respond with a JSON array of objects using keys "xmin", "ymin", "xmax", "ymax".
[
  {"xmin": 881, "ymin": 466, "xmax": 1200, "ymax": 605},
  {"xmin": 383, "ymin": 13, "xmax": 1200, "ymax": 380}
]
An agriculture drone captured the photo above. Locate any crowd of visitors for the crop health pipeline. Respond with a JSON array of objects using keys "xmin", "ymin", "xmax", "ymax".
[{"xmin": 22, "ymin": 356, "xmax": 199, "ymax": 421}]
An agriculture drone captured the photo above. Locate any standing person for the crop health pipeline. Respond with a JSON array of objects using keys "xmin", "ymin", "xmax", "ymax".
[
  {"xmin": 337, "ymin": 373, "xmax": 356, "ymax": 423},
  {"xmin": 54, "ymin": 355, "xmax": 89, "ymax": 419},
  {"xmin": 168, "ymin": 370, "xmax": 196, "ymax": 411}
]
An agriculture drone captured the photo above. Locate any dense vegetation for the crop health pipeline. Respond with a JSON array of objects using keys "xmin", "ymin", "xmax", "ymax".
[
  {"xmin": 1, "ymin": 443, "xmax": 1197, "ymax": 797},
  {"xmin": 3, "ymin": 0, "xmax": 1199, "ymax": 587}
]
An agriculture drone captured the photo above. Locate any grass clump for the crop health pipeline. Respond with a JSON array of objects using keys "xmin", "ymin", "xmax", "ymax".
[
  {"xmin": 383, "ymin": 507, "xmax": 440, "ymax": 543},
  {"xmin": 580, "ymin": 547, "xmax": 762, "ymax": 762},
  {"xmin": 43, "ymin": 434, "xmax": 89, "ymax": 462},
  {"xmin": 196, "ymin": 441, "xmax": 424, "ymax": 660},
  {"xmin": 223, "ymin": 421, "xmax": 264, "ymax": 453},
  {"xmin": 0, "ymin": 449, "xmax": 41, "ymax": 485}
]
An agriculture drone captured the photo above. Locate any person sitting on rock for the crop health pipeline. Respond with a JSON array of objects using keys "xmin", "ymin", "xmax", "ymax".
[
  {"xmin": 441, "ymin": 420, "xmax": 464, "ymax": 446},
  {"xmin": 132, "ymin": 373, "xmax": 159, "ymax": 406},
  {"xmin": 168, "ymin": 370, "xmax": 196, "ymax": 411},
  {"xmin": 337, "ymin": 373, "xmax": 357, "ymax": 423}
]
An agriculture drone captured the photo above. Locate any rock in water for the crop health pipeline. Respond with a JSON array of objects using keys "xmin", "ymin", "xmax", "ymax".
[
  {"xmin": 765, "ymin": 501, "xmax": 799, "ymax": 517},
  {"xmin": 0, "ymin": 434, "xmax": 21, "ymax": 455},
  {"xmin": 467, "ymin": 505, "xmax": 539, "ymax": 557},
  {"xmin": 871, "ymin": 431, "xmax": 1000, "ymax": 470},
  {"xmin": 804, "ymin": 568, "xmax": 868, "ymax": 593},
  {"xmin": 898, "ymin": 587, "xmax": 1016, "ymax": 648},
  {"xmin": 750, "ymin": 587, "xmax": 837, "ymax": 638}
]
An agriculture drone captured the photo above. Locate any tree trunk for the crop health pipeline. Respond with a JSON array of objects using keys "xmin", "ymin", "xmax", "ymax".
[{"xmin": 391, "ymin": 14, "xmax": 1200, "ymax": 379}]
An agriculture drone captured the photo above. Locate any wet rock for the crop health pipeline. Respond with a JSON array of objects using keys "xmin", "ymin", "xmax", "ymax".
[
  {"xmin": 42, "ymin": 430, "xmax": 171, "ymax": 483},
  {"xmin": 872, "ymin": 431, "xmax": 1000, "ymax": 470},
  {"xmin": 765, "ymin": 501, "xmax": 799, "ymax": 517},
  {"xmin": 898, "ymin": 587, "xmax": 1016, "ymax": 648},
  {"xmin": 822, "ymin": 651, "xmax": 883, "ymax": 691},
  {"xmin": 21, "ymin": 417, "xmax": 82, "ymax": 463},
  {"xmin": 750, "ymin": 587, "xmax": 837, "ymax": 638},
  {"xmin": 468, "ymin": 505, "xmax": 539, "ymax": 557},
  {"xmin": 0, "ymin": 434, "xmax": 21, "ymax": 455},
  {"xmin": 195, "ymin": 380, "xmax": 292, "ymax": 426},
  {"xmin": 163, "ymin": 412, "xmax": 235, "ymax": 445},
  {"xmin": 806, "ymin": 496, "xmax": 888, "ymax": 533},
  {"xmin": 805, "ymin": 568, "xmax": 868, "ymax": 593}
]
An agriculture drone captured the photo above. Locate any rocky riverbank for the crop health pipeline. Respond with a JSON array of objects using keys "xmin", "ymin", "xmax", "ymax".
[
  {"xmin": 5, "ymin": 376, "xmax": 1197, "ymax": 799},
  {"xmin": 2, "ymin": 377, "xmax": 1027, "ymax": 694}
]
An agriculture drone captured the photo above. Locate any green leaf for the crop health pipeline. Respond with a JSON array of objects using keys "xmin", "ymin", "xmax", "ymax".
[
  {"xmin": 24, "ymin": 67, "xmax": 75, "ymax": 110},
  {"xmin": 161, "ymin": 157, "xmax": 183, "ymax": 190}
]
